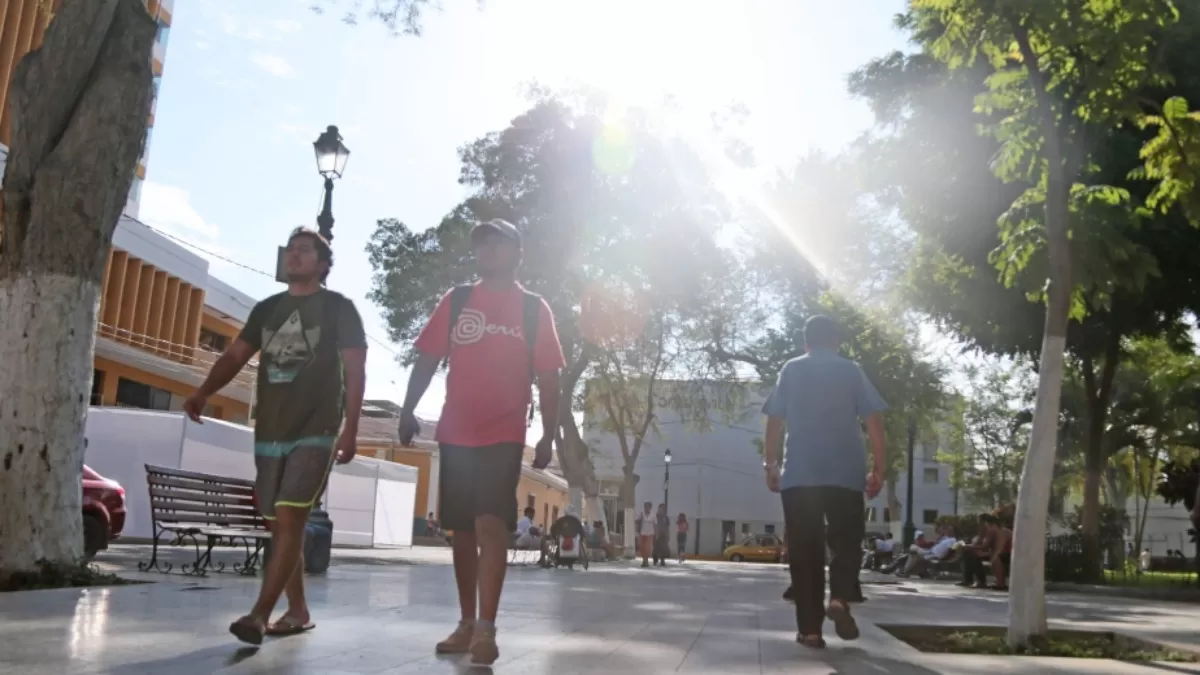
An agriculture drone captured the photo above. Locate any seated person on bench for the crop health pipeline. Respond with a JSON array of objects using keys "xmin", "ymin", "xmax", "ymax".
[
  {"xmin": 960, "ymin": 513, "xmax": 1011, "ymax": 590},
  {"xmin": 882, "ymin": 530, "xmax": 930, "ymax": 574},
  {"xmin": 901, "ymin": 525, "xmax": 957, "ymax": 577},
  {"xmin": 515, "ymin": 507, "xmax": 542, "ymax": 549}
]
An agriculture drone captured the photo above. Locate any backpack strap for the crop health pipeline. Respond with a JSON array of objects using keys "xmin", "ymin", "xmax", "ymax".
[{"xmin": 444, "ymin": 284, "xmax": 476, "ymax": 368}]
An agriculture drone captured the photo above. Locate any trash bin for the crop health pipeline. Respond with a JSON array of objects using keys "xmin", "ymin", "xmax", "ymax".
[{"xmin": 261, "ymin": 500, "xmax": 335, "ymax": 575}]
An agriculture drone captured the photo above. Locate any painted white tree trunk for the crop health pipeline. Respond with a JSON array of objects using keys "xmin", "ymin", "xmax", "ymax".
[
  {"xmin": 624, "ymin": 506, "xmax": 636, "ymax": 555},
  {"xmin": 1007, "ymin": 333, "xmax": 1065, "ymax": 645},
  {"xmin": 0, "ymin": 275, "xmax": 99, "ymax": 570},
  {"xmin": 0, "ymin": 0, "xmax": 155, "ymax": 579}
]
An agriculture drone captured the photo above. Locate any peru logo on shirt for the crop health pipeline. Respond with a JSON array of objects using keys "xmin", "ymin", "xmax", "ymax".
[{"xmin": 452, "ymin": 309, "xmax": 523, "ymax": 345}]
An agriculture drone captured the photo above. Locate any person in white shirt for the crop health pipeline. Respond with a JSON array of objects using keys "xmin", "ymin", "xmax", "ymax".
[
  {"xmin": 514, "ymin": 507, "xmax": 541, "ymax": 549},
  {"xmin": 635, "ymin": 501, "xmax": 657, "ymax": 568},
  {"xmin": 903, "ymin": 525, "xmax": 957, "ymax": 577}
]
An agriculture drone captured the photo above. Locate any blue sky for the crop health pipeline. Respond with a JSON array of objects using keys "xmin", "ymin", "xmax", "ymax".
[{"xmin": 138, "ymin": 0, "xmax": 909, "ymax": 416}]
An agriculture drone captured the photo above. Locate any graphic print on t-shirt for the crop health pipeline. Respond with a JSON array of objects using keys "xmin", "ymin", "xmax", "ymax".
[
  {"xmin": 452, "ymin": 308, "xmax": 522, "ymax": 346},
  {"xmin": 261, "ymin": 310, "xmax": 322, "ymax": 384}
]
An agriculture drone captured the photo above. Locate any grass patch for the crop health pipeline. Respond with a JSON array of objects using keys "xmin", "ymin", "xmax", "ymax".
[
  {"xmin": 0, "ymin": 560, "xmax": 143, "ymax": 592},
  {"xmin": 1103, "ymin": 569, "xmax": 1198, "ymax": 588},
  {"xmin": 882, "ymin": 625, "xmax": 1197, "ymax": 662}
]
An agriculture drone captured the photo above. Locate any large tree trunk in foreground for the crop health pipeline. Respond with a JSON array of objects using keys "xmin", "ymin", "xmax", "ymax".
[
  {"xmin": 0, "ymin": 0, "xmax": 154, "ymax": 579},
  {"xmin": 1007, "ymin": 181, "xmax": 1072, "ymax": 648}
]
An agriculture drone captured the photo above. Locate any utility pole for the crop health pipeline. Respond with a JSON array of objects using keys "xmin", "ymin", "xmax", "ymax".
[{"xmin": 904, "ymin": 415, "xmax": 917, "ymax": 549}]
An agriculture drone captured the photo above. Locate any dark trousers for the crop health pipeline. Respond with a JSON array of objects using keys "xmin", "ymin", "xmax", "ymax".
[
  {"xmin": 963, "ymin": 550, "xmax": 987, "ymax": 586},
  {"xmin": 782, "ymin": 486, "xmax": 865, "ymax": 635}
]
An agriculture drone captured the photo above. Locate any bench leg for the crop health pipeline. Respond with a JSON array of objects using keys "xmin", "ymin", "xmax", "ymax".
[
  {"xmin": 179, "ymin": 533, "xmax": 210, "ymax": 577},
  {"xmin": 233, "ymin": 538, "xmax": 263, "ymax": 576},
  {"xmin": 137, "ymin": 526, "xmax": 175, "ymax": 574}
]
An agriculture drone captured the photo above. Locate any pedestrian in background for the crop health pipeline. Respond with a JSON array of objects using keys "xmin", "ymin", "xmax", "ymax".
[{"xmin": 761, "ymin": 315, "xmax": 886, "ymax": 649}]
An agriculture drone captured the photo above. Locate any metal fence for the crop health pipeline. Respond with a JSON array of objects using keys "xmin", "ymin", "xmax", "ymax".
[{"xmin": 1045, "ymin": 534, "xmax": 1200, "ymax": 587}]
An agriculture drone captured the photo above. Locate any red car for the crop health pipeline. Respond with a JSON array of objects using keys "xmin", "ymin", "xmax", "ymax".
[{"xmin": 83, "ymin": 465, "xmax": 126, "ymax": 561}]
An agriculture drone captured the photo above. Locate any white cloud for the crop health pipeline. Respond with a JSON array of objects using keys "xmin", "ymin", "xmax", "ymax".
[
  {"xmin": 137, "ymin": 181, "xmax": 236, "ymax": 275},
  {"xmin": 250, "ymin": 52, "xmax": 295, "ymax": 78}
]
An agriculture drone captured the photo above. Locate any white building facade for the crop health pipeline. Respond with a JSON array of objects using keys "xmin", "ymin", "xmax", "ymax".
[{"xmin": 583, "ymin": 382, "xmax": 964, "ymax": 556}]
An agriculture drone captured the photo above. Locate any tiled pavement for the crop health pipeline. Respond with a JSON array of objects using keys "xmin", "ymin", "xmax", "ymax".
[{"xmin": 1, "ymin": 544, "xmax": 1199, "ymax": 674}]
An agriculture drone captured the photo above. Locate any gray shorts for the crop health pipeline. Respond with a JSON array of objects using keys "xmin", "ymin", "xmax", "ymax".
[{"xmin": 253, "ymin": 437, "xmax": 336, "ymax": 520}]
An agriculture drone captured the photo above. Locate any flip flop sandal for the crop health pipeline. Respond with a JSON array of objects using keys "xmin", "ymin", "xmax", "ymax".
[
  {"xmin": 826, "ymin": 601, "xmax": 860, "ymax": 641},
  {"xmin": 796, "ymin": 634, "xmax": 826, "ymax": 649},
  {"xmin": 266, "ymin": 616, "xmax": 316, "ymax": 636},
  {"xmin": 229, "ymin": 615, "xmax": 265, "ymax": 646}
]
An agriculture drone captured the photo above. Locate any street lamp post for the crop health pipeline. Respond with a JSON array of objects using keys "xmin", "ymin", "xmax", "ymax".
[
  {"xmin": 903, "ymin": 416, "xmax": 917, "ymax": 550},
  {"xmin": 664, "ymin": 449, "xmax": 672, "ymax": 516},
  {"xmin": 313, "ymin": 125, "xmax": 350, "ymax": 243},
  {"xmin": 275, "ymin": 125, "xmax": 351, "ymax": 282}
]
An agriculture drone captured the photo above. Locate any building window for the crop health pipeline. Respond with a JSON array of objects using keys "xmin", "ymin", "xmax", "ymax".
[
  {"xmin": 741, "ymin": 522, "xmax": 750, "ymax": 534},
  {"xmin": 156, "ymin": 21, "xmax": 171, "ymax": 48},
  {"xmin": 922, "ymin": 436, "xmax": 939, "ymax": 461},
  {"xmin": 923, "ymin": 509, "xmax": 939, "ymax": 524},
  {"xmin": 198, "ymin": 328, "xmax": 228, "ymax": 353},
  {"xmin": 526, "ymin": 494, "xmax": 535, "ymax": 511},
  {"xmin": 115, "ymin": 377, "xmax": 171, "ymax": 410},
  {"xmin": 764, "ymin": 524, "xmax": 775, "ymax": 534},
  {"xmin": 865, "ymin": 507, "xmax": 877, "ymax": 523},
  {"xmin": 923, "ymin": 467, "xmax": 939, "ymax": 484},
  {"xmin": 551, "ymin": 506, "xmax": 559, "ymax": 524},
  {"xmin": 91, "ymin": 370, "xmax": 105, "ymax": 406},
  {"xmin": 882, "ymin": 507, "xmax": 891, "ymax": 522},
  {"xmin": 543, "ymin": 503, "xmax": 549, "ymax": 528}
]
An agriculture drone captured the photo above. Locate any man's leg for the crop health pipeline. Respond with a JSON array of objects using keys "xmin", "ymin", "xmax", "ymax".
[
  {"xmin": 823, "ymin": 487, "xmax": 864, "ymax": 640},
  {"xmin": 992, "ymin": 553, "xmax": 1010, "ymax": 588},
  {"xmin": 257, "ymin": 444, "xmax": 335, "ymax": 631},
  {"xmin": 468, "ymin": 444, "xmax": 524, "ymax": 666},
  {"xmin": 250, "ymin": 505, "xmax": 308, "ymax": 621},
  {"xmin": 782, "ymin": 487, "xmax": 825, "ymax": 642},
  {"xmin": 435, "ymin": 445, "xmax": 481, "ymax": 654}
]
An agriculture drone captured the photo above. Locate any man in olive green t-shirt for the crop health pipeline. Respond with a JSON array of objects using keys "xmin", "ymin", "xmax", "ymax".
[{"xmin": 184, "ymin": 227, "xmax": 367, "ymax": 645}]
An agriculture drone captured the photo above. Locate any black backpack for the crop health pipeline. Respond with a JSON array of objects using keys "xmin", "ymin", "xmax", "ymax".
[{"xmin": 445, "ymin": 284, "xmax": 542, "ymax": 384}]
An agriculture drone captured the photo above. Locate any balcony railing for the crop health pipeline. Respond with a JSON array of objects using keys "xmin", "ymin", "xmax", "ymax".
[{"xmin": 96, "ymin": 322, "xmax": 257, "ymax": 389}]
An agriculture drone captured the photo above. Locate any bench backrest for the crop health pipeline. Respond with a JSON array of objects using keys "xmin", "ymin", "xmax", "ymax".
[{"xmin": 143, "ymin": 464, "xmax": 265, "ymax": 531}]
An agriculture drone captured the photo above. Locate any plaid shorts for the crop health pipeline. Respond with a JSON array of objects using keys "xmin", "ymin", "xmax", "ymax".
[{"xmin": 253, "ymin": 436, "xmax": 336, "ymax": 520}]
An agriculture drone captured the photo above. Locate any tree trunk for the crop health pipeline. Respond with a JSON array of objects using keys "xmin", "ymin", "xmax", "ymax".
[
  {"xmin": 1007, "ymin": 156, "xmax": 1073, "ymax": 649},
  {"xmin": 1080, "ymin": 446, "xmax": 1104, "ymax": 580},
  {"xmin": 0, "ymin": 0, "xmax": 155, "ymax": 580}
]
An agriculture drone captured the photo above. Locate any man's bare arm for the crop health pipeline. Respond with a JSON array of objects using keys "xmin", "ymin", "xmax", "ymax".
[
  {"xmin": 196, "ymin": 340, "xmax": 256, "ymax": 397},
  {"xmin": 537, "ymin": 369, "xmax": 561, "ymax": 439},
  {"xmin": 402, "ymin": 352, "xmax": 440, "ymax": 413},
  {"xmin": 341, "ymin": 347, "xmax": 367, "ymax": 434},
  {"xmin": 764, "ymin": 416, "xmax": 786, "ymax": 467}
]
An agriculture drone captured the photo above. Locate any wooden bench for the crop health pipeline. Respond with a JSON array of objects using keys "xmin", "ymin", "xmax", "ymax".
[{"xmin": 139, "ymin": 464, "xmax": 270, "ymax": 577}]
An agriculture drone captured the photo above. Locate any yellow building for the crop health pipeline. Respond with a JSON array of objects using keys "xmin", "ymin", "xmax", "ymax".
[
  {"xmin": 0, "ymin": 0, "xmax": 173, "ymax": 217},
  {"xmin": 0, "ymin": 0, "xmax": 569, "ymax": 531}
]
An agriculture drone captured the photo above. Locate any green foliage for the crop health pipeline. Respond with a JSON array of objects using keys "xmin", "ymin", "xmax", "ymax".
[
  {"xmin": 938, "ymin": 361, "xmax": 1033, "ymax": 509},
  {"xmin": 1132, "ymin": 96, "xmax": 1200, "ymax": 221},
  {"xmin": 1157, "ymin": 458, "xmax": 1200, "ymax": 510},
  {"xmin": 310, "ymin": 0, "xmax": 438, "ymax": 36},
  {"xmin": 1063, "ymin": 504, "xmax": 1129, "ymax": 542}
]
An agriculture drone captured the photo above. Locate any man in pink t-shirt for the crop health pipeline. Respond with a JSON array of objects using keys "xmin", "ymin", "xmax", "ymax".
[{"xmin": 398, "ymin": 218, "xmax": 565, "ymax": 666}]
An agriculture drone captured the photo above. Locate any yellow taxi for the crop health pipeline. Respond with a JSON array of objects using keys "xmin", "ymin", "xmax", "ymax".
[{"xmin": 723, "ymin": 533, "xmax": 787, "ymax": 563}]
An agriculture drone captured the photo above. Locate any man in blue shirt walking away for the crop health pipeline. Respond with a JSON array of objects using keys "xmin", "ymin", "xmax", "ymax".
[{"xmin": 761, "ymin": 315, "xmax": 887, "ymax": 649}]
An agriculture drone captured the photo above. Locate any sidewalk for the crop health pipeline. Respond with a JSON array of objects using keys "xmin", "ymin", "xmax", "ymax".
[{"xmin": 0, "ymin": 546, "xmax": 1198, "ymax": 673}]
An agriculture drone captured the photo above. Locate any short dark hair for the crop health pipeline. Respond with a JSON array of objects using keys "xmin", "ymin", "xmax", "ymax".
[
  {"xmin": 288, "ymin": 227, "xmax": 333, "ymax": 282},
  {"xmin": 804, "ymin": 315, "xmax": 838, "ymax": 349}
]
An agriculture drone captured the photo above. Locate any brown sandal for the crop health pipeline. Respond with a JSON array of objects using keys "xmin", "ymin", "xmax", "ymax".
[
  {"xmin": 826, "ymin": 600, "xmax": 860, "ymax": 641},
  {"xmin": 796, "ymin": 633, "xmax": 826, "ymax": 649},
  {"xmin": 229, "ymin": 614, "xmax": 266, "ymax": 645}
]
